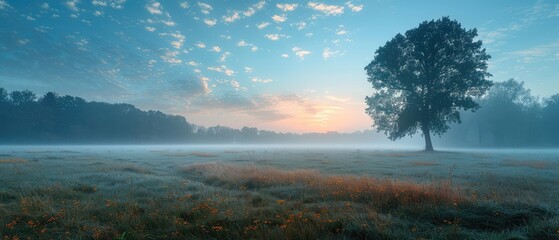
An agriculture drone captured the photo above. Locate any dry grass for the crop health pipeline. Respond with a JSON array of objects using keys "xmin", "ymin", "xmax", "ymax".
[
  {"xmin": 501, "ymin": 159, "xmax": 557, "ymax": 170},
  {"xmin": 183, "ymin": 164, "xmax": 459, "ymax": 208},
  {"xmin": 0, "ymin": 158, "xmax": 28, "ymax": 164},
  {"xmin": 190, "ymin": 152, "xmax": 218, "ymax": 158}
]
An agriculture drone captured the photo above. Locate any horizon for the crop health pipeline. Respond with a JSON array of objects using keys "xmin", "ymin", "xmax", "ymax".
[{"xmin": 1, "ymin": 0, "xmax": 558, "ymax": 133}]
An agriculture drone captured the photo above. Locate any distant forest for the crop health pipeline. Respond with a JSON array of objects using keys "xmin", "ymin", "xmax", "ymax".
[
  {"xmin": 0, "ymin": 87, "xmax": 379, "ymax": 144},
  {"xmin": 1, "ymin": 79, "xmax": 558, "ymax": 147}
]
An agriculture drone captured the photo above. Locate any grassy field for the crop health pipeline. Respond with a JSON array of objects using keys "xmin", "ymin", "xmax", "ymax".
[{"xmin": 0, "ymin": 145, "xmax": 558, "ymax": 239}]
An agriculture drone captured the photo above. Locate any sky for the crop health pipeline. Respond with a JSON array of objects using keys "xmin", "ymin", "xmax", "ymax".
[{"xmin": 1, "ymin": 0, "xmax": 558, "ymax": 133}]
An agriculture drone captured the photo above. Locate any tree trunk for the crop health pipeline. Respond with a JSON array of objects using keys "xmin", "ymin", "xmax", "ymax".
[{"xmin": 422, "ymin": 126, "xmax": 434, "ymax": 151}]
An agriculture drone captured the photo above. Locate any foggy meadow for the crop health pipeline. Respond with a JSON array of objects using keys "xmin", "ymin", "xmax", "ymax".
[{"xmin": 2, "ymin": 1, "xmax": 559, "ymax": 240}]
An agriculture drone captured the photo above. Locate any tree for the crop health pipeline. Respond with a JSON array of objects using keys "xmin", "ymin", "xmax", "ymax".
[{"xmin": 364, "ymin": 17, "xmax": 492, "ymax": 151}]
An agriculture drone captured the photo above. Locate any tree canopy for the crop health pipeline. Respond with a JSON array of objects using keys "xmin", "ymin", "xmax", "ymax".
[{"xmin": 364, "ymin": 17, "xmax": 493, "ymax": 151}]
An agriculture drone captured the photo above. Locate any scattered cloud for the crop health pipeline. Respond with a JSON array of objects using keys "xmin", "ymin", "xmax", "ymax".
[
  {"xmin": 93, "ymin": 10, "xmax": 103, "ymax": 16},
  {"xmin": 211, "ymin": 46, "xmax": 221, "ymax": 52},
  {"xmin": 208, "ymin": 65, "xmax": 235, "ymax": 76},
  {"xmin": 188, "ymin": 61, "xmax": 199, "ymax": 66},
  {"xmin": 277, "ymin": 3, "xmax": 298, "ymax": 12},
  {"xmin": 257, "ymin": 22, "xmax": 270, "ymax": 29},
  {"xmin": 170, "ymin": 32, "xmax": 185, "ymax": 49},
  {"xmin": 163, "ymin": 20, "xmax": 175, "ymax": 26},
  {"xmin": 281, "ymin": 54, "xmax": 289, "ymax": 58},
  {"xmin": 243, "ymin": 1, "xmax": 265, "ymax": 17},
  {"xmin": 322, "ymin": 47, "xmax": 342, "ymax": 59},
  {"xmin": 40, "ymin": 3, "xmax": 50, "ymax": 9},
  {"xmin": 223, "ymin": 11, "xmax": 241, "ymax": 23},
  {"xmin": 203, "ymin": 18, "xmax": 217, "ymax": 26},
  {"xmin": 145, "ymin": 26, "xmax": 156, "ymax": 32},
  {"xmin": 251, "ymin": 77, "xmax": 273, "ymax": 83},
  {"xmin": 197, "ymin": 2, "xmax": 212, "ymax": 15},
  {"xmin": 244, "ymin": 67, "xmax": 253, "ymax": 73},
  {"xmin": 161, "ymin": 50, "xmax": 182, "ymax": 64},
  {"xmin": 91, "ymin": 0, "xmax": 127, "ymax": 9},
  {"xmin": 292, "ymin": 47, "xmax": 311, "ymax": 59},
  {"xmin": 194, "ymin": 42, "xmax": 206, "ymax": 48},
  {"xmin": 65, "ymin": 0, "xmax": 80, "ymax": 11},
  {"xmin": 272, "ymin": 14, "xmax": 287, "ymax": 23},
  {"xmin": 346, "ymin": 1, "xmax": 363, "ymax": 12},
  {"xmin": 336, "ymin": 30, "xmax": 347, "ymax": 35},
  {"xmin": 308, "ymin": 2, "xmax": 344, "ymax": 15},
  {"xmin": 264, "ymin": 33, "xmax": 287, "ymax": 41},
  {"xmin": 0, "ymin": 0, "xmax": 11, "ymax": 10},
  {"xmin": 146, "ymin": 1, "xmax": 162, "ymax": 15},
  {"xmin": 179, "ymin": 1, "xmax": 188, "ymax": 9},
  {"xmin": 219, "ymin": 51, "xmax": 231, "ymax": 62}
]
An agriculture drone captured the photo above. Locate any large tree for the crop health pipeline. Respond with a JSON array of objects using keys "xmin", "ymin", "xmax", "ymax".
[{"xmin": 364, "ymin": 17, "xmax": 492, "ymax": 151}]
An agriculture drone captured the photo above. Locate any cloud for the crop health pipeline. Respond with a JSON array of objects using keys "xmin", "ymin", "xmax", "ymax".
[
  {"xmin": 207, "ymin": 65, "xmax": 235, "ymax": 76},
  {"xmin": 272, "ymin": 14, "xmax": 287, "ymax": 23},
  {"xmin": 295, "ymin": 21, "xmax": 307, "ymax": 30},
  {"xmin": 211, "ymin": 46, "xmax": 221, "ymax": 52},
  {"xmin": 170, "ymin": 32, "xmax": 185, "ymax": 49},
  {"xmin": 292, "ymin": 47, "xmax": 311, "ymax": 59},
  {"xmin": 257, "ymin": 22, "xmax": 270, "ymax": 29},
  {"xmin": 346, "ymin": 1, "xmax": 363, "ymax": 12},
  {"xmin": 146, "ymin": 1, "xmax": 162, "ymax": 15},
  {"xmin": 223, "ymin": 11, "xmax": 241, "ymax": 23},
  {"xmin": 224, "ymin": 2, "xmax": 266, "ymax": 23},
  {"xmin": 93, "ymin": 10, "xmax": 103, "ymax": 16},
  {"xmin": 40, "ymin": 3, "xmax": 50, "ymax": 9},
  {"xmin": 264, "ymin": 33, "xmax": 287, "ymax": 41},
  {"xmin": 161, "ymin": 50, "xmax": 182, "ymax": 64},
  {"xmin": 336, "ymin": 30, "xmax": 347, "ymax": 35},
  {"xmin": 277, "ymin": 3, "xmax": 298, "ymax": 12},
  {"xmin": 188, "ymin": 61, "xmax": 199, "ymax": 66},
  {"xmin": 198, "ymin": 2, "xmax": 213, "ymax": 15},
  {"xmin": 251, "ymin": 46, "xmax": 258, "ymax": 52},
  {"xmin": 281, "ymin": 54, "xmax": 289, "ymax": 58},
  {"xmin": 322, "ymin": 47, "xmax": 341, "ymax": 59},
  {"xmin": 237, "ymin": 40, "xmax": 248, "ymax": 47},
  {"xmin": 145, "ymin": 26, "xmax": 156, "ymax": 32},
  {"xmin": 163, "ymin": 20, "xmax": 175, "ymax": 26},
  {"xmin": 308, "ymin": 2, "xmax": 344, "ymax": 15},
  {"xmin": 244, "ymin": 67, "xmax": 253, "ymax": 73},
  {"xmin": 65, "ymin": 0, "xmax": 80, "ymax": 11},
  {"xmin": 0, "ymin": 0, "xmax": 11, "ymax": 10},
  {"xmin": 219, "ymin": 51, "xmax": 231, "ymax": 62},
  {"xmin": 179, "ymin": 1, "xmax": 188, "ymax": 8},
  {"xmin": 244, "ymin": 1, "xmax": 265, "ymax": 17},
  {"xmin": 510, "ymin": 41, "xmax": 559, "ymax": 63},
  {"xmin": 203, "ymin": 18, "xmax": 217, "ymax": 26},
  {"xmin": 194, "ymin": 42, "xmax": 206, "ymax": 48},
  {"xmin": 92, "ymin": 0, "xmax": 127, "ymax": 9},
  {"xmin": 251, "ymin": 77, "xmax": 273, "ymax": 83}
]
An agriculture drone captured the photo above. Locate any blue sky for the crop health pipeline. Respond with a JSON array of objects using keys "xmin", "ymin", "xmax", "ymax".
[{"xmin": 1, "ymin": 0, "xmax": 558, "ymax": 133}]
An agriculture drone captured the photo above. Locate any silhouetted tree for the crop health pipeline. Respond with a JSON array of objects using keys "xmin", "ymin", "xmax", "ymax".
[{"xmin": 364, "ymin": 17, "xmax": 492, "ymax": 151}]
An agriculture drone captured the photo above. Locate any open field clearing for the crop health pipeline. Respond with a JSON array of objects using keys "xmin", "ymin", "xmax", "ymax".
[{"xmin": 1, "ymin": 146, "xmax": 558, "ymax": 239}]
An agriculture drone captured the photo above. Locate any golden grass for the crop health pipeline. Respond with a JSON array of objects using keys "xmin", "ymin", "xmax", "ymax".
[
  {"xmin": 501, "ymin": 159, "xmax": 557, "ymax": 170},
  {"xmin": 182, "ymin": 163, "xmax": 459, "ymax": 205},
  {"xmin": 190, "ymin": 152, "xmax": 218, "ymax": 158},
  {"xmin": 0, "ymin": 158, "xmax": 28, "ymax": 164}
]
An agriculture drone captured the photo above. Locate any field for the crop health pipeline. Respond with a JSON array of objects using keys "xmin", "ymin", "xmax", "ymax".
[{"xmin": 0, "ymin": 145, "xmax": 558, "ymax": 239}]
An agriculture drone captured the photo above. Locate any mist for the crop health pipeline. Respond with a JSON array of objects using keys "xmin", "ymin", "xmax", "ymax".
[{"xmin": 2, "ymin": 1, "xmax": 559, "ymax": 238}]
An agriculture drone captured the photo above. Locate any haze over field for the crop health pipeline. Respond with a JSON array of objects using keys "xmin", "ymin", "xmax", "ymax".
[{"xmin": 1, "ymin": 0, "xmax": 559, "ymax": 239}]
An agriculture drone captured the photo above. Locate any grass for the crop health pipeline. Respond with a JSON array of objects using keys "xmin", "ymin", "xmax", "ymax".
[{"xmin": 0, "ymin": 147, "xmax": 558, "ymax": 239}]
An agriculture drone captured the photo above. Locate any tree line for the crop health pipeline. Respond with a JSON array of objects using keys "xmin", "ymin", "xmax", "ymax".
[
  {"xmin": 442, "ymin": 79, "xmax": 559, "ymax": 147},
  {"xmin": 0, "ymin": 87, "xmax": 382, "ymax": 144}
]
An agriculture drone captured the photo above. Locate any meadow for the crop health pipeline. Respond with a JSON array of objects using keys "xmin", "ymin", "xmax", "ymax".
[{"xmin": 0, "ymin": 145, "xmax": 558, "ymax": 239}]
